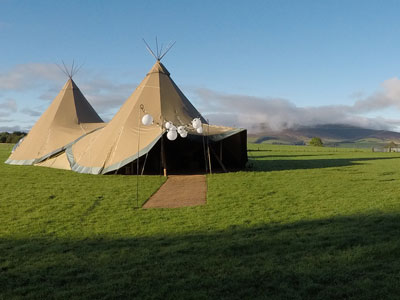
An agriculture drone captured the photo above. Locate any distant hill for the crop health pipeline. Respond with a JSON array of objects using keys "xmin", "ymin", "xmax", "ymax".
[{"xmin": 249, "ymin": 124, "xmax": 400, "ymax": 148}]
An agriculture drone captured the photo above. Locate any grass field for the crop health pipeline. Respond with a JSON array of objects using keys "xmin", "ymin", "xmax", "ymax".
[{"xmin": 1, "ymin": 143, "xmax": 400, "ymax": 299}]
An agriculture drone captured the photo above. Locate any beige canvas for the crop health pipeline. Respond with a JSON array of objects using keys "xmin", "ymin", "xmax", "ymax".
[
  {"xmin": 66, "ymin": 61, "xmax": 244, "ymax": 174},
  {"xmin": 35, "ymin": 152, "xmax": 71, "ymax": 170},
  {"xmin": 6, "ymin": 79, "xmax": 104, "ymax": 165}
]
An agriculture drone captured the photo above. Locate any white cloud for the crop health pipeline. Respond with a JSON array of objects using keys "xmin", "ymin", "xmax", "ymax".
[
  {"xmin": 4, "ymin": 63, "xmax": 400, "ymax": 133},
  {"xmin": 0, "ymin": 99, "xmax": 18, "ymax": 112},
  {"xmin": 0, "ymin": 99, "xmax": 18, "ymax": 121},
  {"xmin": 351, "ymin": 77, "xmax": 400, "ymax": 113},
  {"xmin": 194, "ymin": 77, "xmax": 400, "ymax": 132},
  {"xmin": 20, "ymin": 107, "xmax": 42, "ymax": 117},
  {"xmin": 0, "ymin": 125, "xmax": 22, "ymax": 132},
  {"xmin": 80, "ymin": 79, "xmax": 135, "ymax": 114},
  {"xmin": 0, "ymin": 63, "xmax": 64, "ymax": 91}
]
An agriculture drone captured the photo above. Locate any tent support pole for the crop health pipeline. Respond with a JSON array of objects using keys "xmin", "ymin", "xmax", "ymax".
[
  {"xmin": 220, "ymin": 141, "xmax": 223, "ymax": 162},
  {"xmin": 207, "ymin": 138, "xmax": 212, "ymax": 175},
  {"xmin": 161, "ymin": 135, "xmax": 167, "ymax": 177},
  {"xmin": 202, "ymin": 135, "xmax": 208, "ymax": 174},
  {"xmin": 210, "ymin": 146, "xmax": 227, "ymax": 173},
  {"xmin": 141, "ymin": 151, "xmax": 149, "ymax": 175},
  {"xmin": 206, "ymin": 123, "xmax": 212, "ymax": 174}
]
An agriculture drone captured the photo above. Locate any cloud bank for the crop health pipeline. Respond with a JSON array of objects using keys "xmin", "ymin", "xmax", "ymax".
[
  {"xmin": 2, "ymin": 63, "xmax": 400, "ymax": 133},
  {"xmin": 0, "ymin": 63, "xmax": 64, "ymax": 91},
  {"xmin": 0, "ymin": 99, "xmax": 17, "ymax": 112},
  {"xmin": 194, "ymin": 77, "xmax": 400, "ymax": 132}
]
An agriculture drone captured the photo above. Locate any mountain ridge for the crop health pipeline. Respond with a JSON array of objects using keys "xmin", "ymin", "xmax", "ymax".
[{"xmin": 249, "ymin": 124, "xmax": 400, "ymax": 147}]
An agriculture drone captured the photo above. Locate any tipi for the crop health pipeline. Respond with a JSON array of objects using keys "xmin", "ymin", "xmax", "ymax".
[
  {"xmin": 63, "ymin": 59, "xmax": 247, "ymax": 175},
  {"xmin": 5, "ymin": 77, "xmax": 104, "ymax": 167}
]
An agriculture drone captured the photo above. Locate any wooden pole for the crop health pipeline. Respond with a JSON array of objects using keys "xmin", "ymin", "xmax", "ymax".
[
  {"xmin": 219, "ymin": 140, "xmax": 223, "ymax": 162},
  {"xmin": 206, "ymin": 120, "xmax": 212, "ymax": 174},
  {"xmin": 161, "ymin": 135, "xmax": 167, "ymax": 177},
  {"xmin": 202, "ymin": 135, "xmax": 208, "ymax": 174},
  {"xmin": 206, "ymin": 133, "xmax": 212, "ymax": 175},
  {"xmin": 210, "ymin": 146, "xmax": 227, "ymax": 173},
  {"xmin": 207, "ymin": 144, "xmax": 212, "ymax": 175}
]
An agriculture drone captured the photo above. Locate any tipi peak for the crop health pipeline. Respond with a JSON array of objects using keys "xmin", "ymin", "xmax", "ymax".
[{"xmin": 147, "ymin": 60, "xmax": 170, "ymax": 76}]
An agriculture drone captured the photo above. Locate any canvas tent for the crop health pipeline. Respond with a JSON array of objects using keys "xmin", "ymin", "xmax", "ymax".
[
  {"xmin": 63, "ymin": 60, "xmax": 247, "ymax": 175},
  {"xmin": 5, "ymin": 78, "xmax": 104, "ymax": 166},
  {"xmin": 6, "ymin": 59, "xmax": 247, "ymax": 174}
]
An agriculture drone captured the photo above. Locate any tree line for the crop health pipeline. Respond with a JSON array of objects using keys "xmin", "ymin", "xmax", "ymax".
[{"xmin": 0, "ymin": 132, "xmax": 27, "ymax": 143}]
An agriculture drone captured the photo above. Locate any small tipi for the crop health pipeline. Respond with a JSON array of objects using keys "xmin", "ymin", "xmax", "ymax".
[{"xmin": 5, "ymin": 76, "xmax": 104, "ymax": 166}]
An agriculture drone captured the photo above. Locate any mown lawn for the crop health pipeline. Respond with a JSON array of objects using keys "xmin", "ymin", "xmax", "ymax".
[{"xmin": 1, "ymin": 143, "xmax": 400, "ymax": 299}]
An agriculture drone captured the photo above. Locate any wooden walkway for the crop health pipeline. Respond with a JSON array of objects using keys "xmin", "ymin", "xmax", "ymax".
[{"xmin": 143, "ymin": 175, "xmax": 207, "ymax": 208}]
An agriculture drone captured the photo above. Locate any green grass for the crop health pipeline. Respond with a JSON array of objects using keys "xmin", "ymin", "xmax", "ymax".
[{"xmin": 2, "ymin": 143, "xmax": 400, "ymax": 299}]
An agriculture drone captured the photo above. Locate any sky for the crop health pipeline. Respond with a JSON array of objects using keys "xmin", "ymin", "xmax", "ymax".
[{"xmin": 2, "ymin": 0, "xmax": 400, "ymax": 132}]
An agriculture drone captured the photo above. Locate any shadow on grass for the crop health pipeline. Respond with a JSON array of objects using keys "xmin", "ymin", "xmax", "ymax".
[
  {"xmin": 249, "ymin": 154, "xmax": 335, "ymax": 159},
  {"xmin": 1, "ymin": 213, "xmax": 400, "ymax": 299},
  {"xmin": 247, "ymin": 149, "xmax": 272, "ymax": 152},
  {"xmin": 249, "ymin": 156, "xmax": 400, "ymax": 172}
]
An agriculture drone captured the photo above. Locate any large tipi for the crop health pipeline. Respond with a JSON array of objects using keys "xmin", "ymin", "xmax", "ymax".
[
  {"xmin": 63, "ymin": 59, "xmax": 247, "ymax": 175},
  {"xmin": 5, "ymin": 77, "xmax": 104, "ymax": 167}
]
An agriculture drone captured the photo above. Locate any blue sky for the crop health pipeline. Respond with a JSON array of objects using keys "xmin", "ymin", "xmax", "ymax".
[{"xmin": 2, "ymin": 0, "xmax": 400, "ymax": 132}]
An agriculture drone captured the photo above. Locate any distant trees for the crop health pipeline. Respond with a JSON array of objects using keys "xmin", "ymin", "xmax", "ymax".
[
  {"xmin": 0, "ymin": 132, "xmax": 26, "ymax": 144},
  {"xmin": 309, "ymin": 137, "xmax": 324, "ymax": 147}
]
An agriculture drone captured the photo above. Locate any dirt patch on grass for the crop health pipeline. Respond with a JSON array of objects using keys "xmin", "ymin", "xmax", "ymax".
[{"xmin": 143, "ymin": 175, "xmax": 206, "ymax": 208}]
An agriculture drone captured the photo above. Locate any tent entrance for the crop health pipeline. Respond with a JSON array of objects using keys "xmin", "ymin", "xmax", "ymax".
[{"xmin": 109, "ymin": 130, "xmax": 247, "ymax": 175}]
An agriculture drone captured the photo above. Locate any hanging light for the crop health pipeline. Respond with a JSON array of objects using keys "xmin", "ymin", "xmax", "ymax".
[
  {"xmin": 165, "ymin": 121, "xmax": 173, "ymax": 129},
  {"xmin": 180, "ymin": 130, "xmax": 188, "ymax": 138},
  {"xmin": 169, "ymin": 125, "xmax": 177, "ymax": 132},
  {"xmin": 141, "ymin": 114, "xmax": 153, "ymax": 126},
  {"xmin": 177, "ymin": 126, "xmax": 186, "ymax": 135},
  {"xmin": 167, "ymin": 130, "xmax": 178, "ymax": 141},
  {"xmin": 192, "ymin": 118, "xmax": 202, "ymax": 129},
  {"xmin": 196, "ymin": 127, "xmax": 203, "ymax": 134}
]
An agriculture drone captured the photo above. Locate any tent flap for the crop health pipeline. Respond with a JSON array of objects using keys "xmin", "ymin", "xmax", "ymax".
[{"xmin": 66, "ymin": 133, "xmax": 163, "ymax": 175}]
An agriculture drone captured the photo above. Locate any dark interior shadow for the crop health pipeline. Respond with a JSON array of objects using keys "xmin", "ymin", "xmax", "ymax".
[
  {"xmin": 248, "ymin": 156, "xmax": 400, "ymax": 172},
  {"xmin": 1, "ymin": 213, "xmax": 400, "ymax": 299}
]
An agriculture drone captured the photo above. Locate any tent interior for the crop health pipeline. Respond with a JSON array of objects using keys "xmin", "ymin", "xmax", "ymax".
[{"xmin": 112, "ymin": 130, "xmax": 247, "ymax": 175}]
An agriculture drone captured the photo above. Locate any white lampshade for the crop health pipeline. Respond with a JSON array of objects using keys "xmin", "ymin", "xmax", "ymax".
[
  {"xmin": 169, "ymin": 125, "xmax": 177, "ymax": 132},
  {"xmin": 196, "ymin": 127, "xmax": 203, "ymax": 134},
  {"xmin": 177, "ymin": 126, "xmax": 185, "ymax": 135},
  {"xmin": 165, "ymin": 121, "xmax": 172, "ymax": 129},
  {"xmin": 192, "ymin": 118, "xmax": 202, "ymax": 129},
  {"xmin": 141, "ymin": 114, "xmax": 153, "ymax": 126},
  {"xmin": 167, "ymin": 130, "xmax": 178, "ymax": 141},
  {"xmin": 179, "ymin": 130, "xmax": 188, "ymax": 138}
]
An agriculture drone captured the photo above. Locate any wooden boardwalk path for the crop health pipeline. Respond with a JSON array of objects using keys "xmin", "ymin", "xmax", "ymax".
[{"xmin": 143, "ymin": 175, "xmax": 207, "ymax": 208}]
